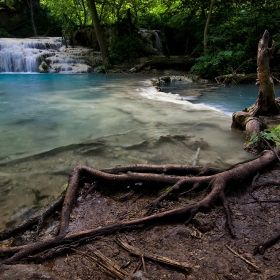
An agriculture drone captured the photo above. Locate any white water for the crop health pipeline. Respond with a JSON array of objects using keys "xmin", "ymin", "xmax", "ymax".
[
  {"xmin": 0, "ymin": 37, "xmax": 95, "ymax": 73},
  {"xmin": 154, "ymin": 32, "xmax": 163, "ymax": 55}
]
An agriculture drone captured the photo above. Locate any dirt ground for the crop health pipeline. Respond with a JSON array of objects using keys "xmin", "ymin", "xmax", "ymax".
[{"xmin": 1, "ymin": 163, "xmax": 280, "ymax": 280}]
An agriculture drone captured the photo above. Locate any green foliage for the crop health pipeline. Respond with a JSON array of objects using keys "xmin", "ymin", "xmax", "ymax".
[
  {"xmin": 250, "ymin": 125, "xmax": 280, "ymax": 149},
  {"xmin": 137, "ymin": 12, "xmax": 163, "ymax": 30},
  {"xmin": 35, "ymin": 6, "xmax": 62, "ymax": 36},
  {"xmin": 0, "ymin": 27, "xmax": 11, "ymax": 37},
  {"xmin": 8, "ymin": 6, "xmax": 62, "ymax": 37},
  {"xmin": 0, "ymin": 0, "xmax": 17, "ymax": 10},
  {"xmin": 190, "ymin": 46, "xmax": 248, "ymax": 78},
  {"xmin": 2, "ymin": 0, "xmax": 280, "ymax": 76},
  {"xmin": 97, "ymin": 59, "xmax": 112, "ymax": 73},
  {"xmin": 109, "ymin": 34, "xmax": 151, "ymax": 63},
  {"xmin": 41, "ymin": 0, "xmax": 78, "ymax": 38}
]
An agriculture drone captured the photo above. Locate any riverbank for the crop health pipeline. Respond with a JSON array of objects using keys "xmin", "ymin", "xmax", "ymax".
[{"xmin": 107, "ymin": 55, "xmax": 280, "ymax": 87}]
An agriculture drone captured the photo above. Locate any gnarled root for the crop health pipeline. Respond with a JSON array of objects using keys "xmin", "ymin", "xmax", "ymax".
[{"xmin": 0, "ymin": 149, "xmax": 280, "ymax": 264}]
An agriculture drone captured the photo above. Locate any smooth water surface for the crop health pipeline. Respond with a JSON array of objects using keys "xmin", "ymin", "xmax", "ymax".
[
  {"xmin": 0, "ymin": 74, "xmax": 149, "ymax": 159},
  {"xmin": 0, "ymin": 73, "xmax": 271, "ymax": 229}
]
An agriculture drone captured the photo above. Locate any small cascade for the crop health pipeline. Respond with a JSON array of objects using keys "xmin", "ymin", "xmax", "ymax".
[
  {"xmin": 138, "ymin": 28, "xmax": 164, "ymax": 55},
  {"xmin": 154, "ymin": 31, "xmax": 163, "ymax": 55},
  {"xmin": 0, "ymin": 37, "xmax": 99, "ymax": 73}
]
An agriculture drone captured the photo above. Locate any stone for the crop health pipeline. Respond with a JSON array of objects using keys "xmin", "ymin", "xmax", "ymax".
[{"xmin": 125, "ymin": 270, "xmax": 150, "ymax": 280}]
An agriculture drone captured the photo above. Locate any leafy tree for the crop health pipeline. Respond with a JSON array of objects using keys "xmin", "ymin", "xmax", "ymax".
[
  {"xmin": 41, "ymin": 0, "xmax": 85, "ymax": 39},
  {"xmin": 0, "ymin": 0, "xmax": 21, "ymax": 10},
  {"xmin": 204, "ymin": 0, "xmax": 216, "ymax": 52}
]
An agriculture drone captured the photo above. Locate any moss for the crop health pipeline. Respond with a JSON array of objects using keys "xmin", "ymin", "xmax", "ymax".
[{"xmin": 38, "ymin": 62, "xmax": 49, "ymax": 73}]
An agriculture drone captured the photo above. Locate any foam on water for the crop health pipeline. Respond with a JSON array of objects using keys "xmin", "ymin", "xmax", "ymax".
[{"xmin": 138, "ymin": 86, "xmax": 224, "ymax": 113}]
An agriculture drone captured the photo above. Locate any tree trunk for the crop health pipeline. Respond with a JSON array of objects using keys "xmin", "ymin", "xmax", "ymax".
[
  {"xmin": 231, "ymin": 30, "xmax": 280, "ymax": 152},
  {"xmin": 26, "ymin": 0, "xmax": 37, "ymax": 37},
  {"xmin": 87, "ymin": 0, "xmax": 109, "ymax": 64},
  {"xmin": 203, "ymin": 0, "xmax": 216, "ymax": 52},
  {"xmin": 81, "ymin": 0, "xmax": 87, "ymax": 28},
  {"xmin": 249, "ymin": 30, "xmax": 278, "ymax": 115}
]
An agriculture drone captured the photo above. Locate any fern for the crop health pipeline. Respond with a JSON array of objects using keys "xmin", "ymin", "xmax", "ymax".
[{"xmin": 249, "ymin": 125, "xmax": 280, "ymax": 149}]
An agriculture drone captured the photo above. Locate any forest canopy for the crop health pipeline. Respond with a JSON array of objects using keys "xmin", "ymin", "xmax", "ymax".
[{"xmin": 0, "ymin": 0, "xmax": 280, "ymax": 78}]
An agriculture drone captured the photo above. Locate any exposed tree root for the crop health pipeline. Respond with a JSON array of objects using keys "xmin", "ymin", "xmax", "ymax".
[
  {"xmin": 0, "ymin": 149, "xmax": 280, "ymax": 266},
  {"xmin": 0, "ymin": 196, "xmax": 64, "ymax": 240},
  {"xmin": 254, "ymin": 230, "xmax": 280, "ymax": 255}
]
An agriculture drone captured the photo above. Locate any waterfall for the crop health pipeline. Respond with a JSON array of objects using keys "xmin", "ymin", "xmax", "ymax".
[
  {"xmin": 0, "ymin": 37, "xmax": 98, "ymax": 73},
  {"xmin": 138, "ymin": 28, "xmax": 164, "ymax": 55},
  {"xmin": 154, "ymin": 31, "xmax": 163, "ymax": 55}
]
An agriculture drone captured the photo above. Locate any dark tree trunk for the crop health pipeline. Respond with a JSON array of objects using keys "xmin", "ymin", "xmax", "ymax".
[
  {"xmin": 231, "ymin": 30, "xmax": 280, "ymax": 152},
  {"xmin": 249, "ymin": 30, "xmax": 278, "ymax": 115},
  {"xmin": 204, "ymin": 0, "xmax": 216, "ymax": 52},
  {"xmin": 26, "ymin": 0, "xmax": 37, "ymax": 37},
  {"xmin": 87, "ymin": 0, "xmax": 109, "ymax": 64}
]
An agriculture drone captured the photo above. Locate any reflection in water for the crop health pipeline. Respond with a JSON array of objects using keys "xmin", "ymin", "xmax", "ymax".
[{"xmin": 0, "ymin": 74, "xmax": 256, "ymax": 229}]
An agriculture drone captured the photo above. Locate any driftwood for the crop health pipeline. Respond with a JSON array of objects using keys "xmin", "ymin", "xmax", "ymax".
[
  {"xmin": 231, "ymin": 30, "xmax": 280, "ymax": 152},
  {"xmin": 116, "ymin": 238, "xmax": 192, "ymax": 272},
  {"xmin": 70, "ymin": 246, "xmax": 129, "ymax": 279},
  {"xmin": 225, "ymin": 245, "xmax": 261, "ymax": 272},
  {"xmin": 0, "ymin": 149, "xmax": 280, "ymax": 267}
]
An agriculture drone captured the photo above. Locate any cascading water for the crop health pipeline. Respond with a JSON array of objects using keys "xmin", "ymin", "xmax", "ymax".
[
  {"xmin": 154, "ymin": 31, "xmax": 163, "ymax": 55},
  {"xmin": 138, "ymin": 28, "xmax": 164, "ymax": 55},
  {"xmin": 0, "ymin": 37, "xmax": 99, "ymax": 73}
]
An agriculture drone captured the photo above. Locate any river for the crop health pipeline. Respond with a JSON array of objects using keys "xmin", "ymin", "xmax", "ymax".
[{"xmin": 0, "ymin": 73, "xmax": 277, "ymax": 229}]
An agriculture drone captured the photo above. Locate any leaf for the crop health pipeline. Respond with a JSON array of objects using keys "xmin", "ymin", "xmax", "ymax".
[{"xmin": 250, "ymin": 133, "xmax": 259, "ymax": 143}]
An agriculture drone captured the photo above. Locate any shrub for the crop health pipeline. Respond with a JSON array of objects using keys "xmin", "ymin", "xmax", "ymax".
[{"xmin": 109, "ymin": 34, "xmax": 151, "ymax": 63}]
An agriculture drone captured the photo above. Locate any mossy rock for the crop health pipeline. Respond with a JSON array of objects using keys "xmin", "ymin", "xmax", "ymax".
[
  {"xmin": 160, "ymin": 76, "xmax": 171, "ymax": 83},
  {"xmin": 38, "ymin": 62, "xmax": 49, "ymax": 73}
]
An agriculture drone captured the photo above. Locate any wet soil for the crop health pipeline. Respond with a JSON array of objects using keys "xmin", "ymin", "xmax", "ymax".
[{"xmin": 1, "ymin": 165, "xmax": 280, "ymax": 280}]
